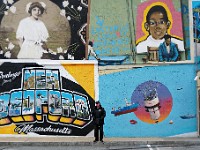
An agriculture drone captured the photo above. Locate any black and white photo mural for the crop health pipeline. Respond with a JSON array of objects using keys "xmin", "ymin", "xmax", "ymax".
[{"xmin": 0, "ymin": 0, "xmax": 89, "ymax": 60}]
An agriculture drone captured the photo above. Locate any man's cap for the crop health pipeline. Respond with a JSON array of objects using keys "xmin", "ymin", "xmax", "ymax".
[{"xmin": 95, "ymin": 101, "xmax": 100, "ymax": 104}]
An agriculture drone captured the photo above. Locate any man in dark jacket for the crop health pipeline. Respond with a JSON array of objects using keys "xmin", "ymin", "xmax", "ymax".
[
  {"xmin": 92, "ymin": 101, "xmax": 106, "ymax": 143},
  {"xmin": 158, "ymin": 34, "xmax": 179, "ymax": 62}
]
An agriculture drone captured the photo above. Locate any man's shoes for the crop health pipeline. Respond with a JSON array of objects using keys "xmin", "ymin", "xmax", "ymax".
[
  {"xmin": 93, "ymin": 140, "xmax": 98, "ymax": 143},
  {"xmin": 100, "ymin": 140, "xmax": 104, "ymax": 143}
]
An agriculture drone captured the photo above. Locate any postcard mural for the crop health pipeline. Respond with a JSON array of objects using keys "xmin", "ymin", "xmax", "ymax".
[
  {"xmin": 0, "ymin": 0, "xmax": 89, "ymax": 60},
  {"xmin": 0, "ymin": 61, "xmax": 97, "ymax": 136},
  {"xmin": 89, "ymin": 0, "xmax": 189, "ymax": 65}
]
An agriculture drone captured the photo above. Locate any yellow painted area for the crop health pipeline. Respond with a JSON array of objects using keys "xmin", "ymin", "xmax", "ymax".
[
  {"xmin": 43, "ymin": 106, "xmax": 48, "ymax": 113},
  {"xmin": 48, "ymin": 114, "xmax": 61, "ymax": 122},
  {"xmin": 36, "ymin": 115, "xmax": 42, "ymax": 121},
  {"xmin": 136, "ymin": 2, "xmax": 182, "ymax": 44},
  {"xmin": 62, "ymin": 63, "xmax": 95, "ymax": 99},
  {"xmin": 23, "ymin": 115, "xmax": 34, "ymax": 122},
  {"xmin": 0, "ymin": 124, "xmax": 22, "ymax": 134},
  {"xmin": 73, "ymin": 119, "xmax": 86, "ymax": 126},
  {"xmin": 0, "ymin": 118, "xmax": 11, "ymax": 125},
  {"xmin": 60, "ymin": 117, "xmax": 74, "ymax": 123},
  {"xmin": 11, "ymin": 116, "xmax": 24, "ymax": 122}
]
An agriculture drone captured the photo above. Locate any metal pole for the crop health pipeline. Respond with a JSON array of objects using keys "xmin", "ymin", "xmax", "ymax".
[{"xmin": 126, "ymin": 0, "xmax": 136, "ymax": 64}]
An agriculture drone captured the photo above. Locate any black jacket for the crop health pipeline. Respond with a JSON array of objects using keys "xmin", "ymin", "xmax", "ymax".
[{"xmin": 92, "ymin": 106, "xmax": 106, "ymax": 126}]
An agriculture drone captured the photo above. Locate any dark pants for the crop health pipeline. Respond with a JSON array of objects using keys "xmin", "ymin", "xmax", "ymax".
[{"xmin": 94, "ymin": 125, "xmax": 103, "ymax": 141}]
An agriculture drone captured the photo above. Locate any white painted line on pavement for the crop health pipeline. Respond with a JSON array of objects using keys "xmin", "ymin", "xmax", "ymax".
[
  {"xmin": 147, "ymin": 144, "xmax": 154, "ymax": 150},
  {"xmin": 156, "ymin": 146, "xmax": 172, "ymax": 150}
]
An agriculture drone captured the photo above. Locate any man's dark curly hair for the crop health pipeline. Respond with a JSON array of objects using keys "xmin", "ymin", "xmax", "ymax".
[{"xmin": 146, "ymin": 5, "xmax": 169, "ymax": 23}]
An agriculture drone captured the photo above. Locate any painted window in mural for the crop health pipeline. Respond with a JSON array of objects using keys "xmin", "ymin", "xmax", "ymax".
[
  {"xmin": 0, "ymin": 61, "xmax": 97, "ymax": 136},
  {"xmin": 89, "ymin": 0, "xmax": 190, "ymax": 66},
  {"xmin": 0, "ymin": 0, "xmax": 88, "ymax": 60}
]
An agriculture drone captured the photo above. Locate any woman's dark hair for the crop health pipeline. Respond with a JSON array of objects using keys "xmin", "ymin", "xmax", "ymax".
[
  {"xmin": 146, "ymin": 5, "xmax": 169, "ymax": 23},
  {"xmin": 28, "ymin": 2, "xmax": 45, "ymax": 15},
  {"xmin": 88, "ymin": 41, "xmax": 93, "ymax": 47}
]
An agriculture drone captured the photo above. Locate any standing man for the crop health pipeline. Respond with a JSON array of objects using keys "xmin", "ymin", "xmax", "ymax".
[
  {"xmin": 92, "ymin": 101, "xmax": 106, "ymax": 143},
  {"xmin": 158, "ymin": 34, "xmax": 179, "ymax": 62}
]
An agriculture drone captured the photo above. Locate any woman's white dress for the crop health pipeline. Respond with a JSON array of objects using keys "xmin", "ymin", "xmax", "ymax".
[{"xmin": 16, "ymin": 17, "xmax": 49, "ymax": 58}]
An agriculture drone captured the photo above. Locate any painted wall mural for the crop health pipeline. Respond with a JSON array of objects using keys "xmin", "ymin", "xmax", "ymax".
[
  {"xmin": 0, "ymin": 61, "xmax": 97, "ymax": 136},
  {"xmin": 132, "ymin": 80, "xmax": 173, "ymax": 124},
  {"xmin": 193, "ymin": 0, "xmax": 200, "ymax": 42},
  {"xmin": 135, "ymin": 0, "xmax": 186, "ymax": 63},
  {"xmin": 89, "ymin": 0, "xmax": 132, "ymax": 65},
  {"xmin": 100, "ymin": 64, "xmax": 197, "ymax": 137},
  {"xmin": 111, "ymin": 80, "xmax": 173, "ymax": 124},
  {"xmin": 192, "ymin": 0, "xmax": 200, "ymax": 58},
  {"xmin": 89, "ymin": 0, "xmax": 190, "ymax": 65},
  {"xmin": 0, "ymin": 0, "xmax": 89, "ymax": 60}
]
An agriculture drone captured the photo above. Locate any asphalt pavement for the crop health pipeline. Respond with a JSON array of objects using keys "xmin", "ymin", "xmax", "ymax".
[{"xmin": 0, "ymin": 136, "xmax": 200, "ymax": 147}]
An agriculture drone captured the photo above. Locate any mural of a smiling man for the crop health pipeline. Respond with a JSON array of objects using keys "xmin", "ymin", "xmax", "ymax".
[{"xmin": 136, "ymin": 2, "xmax": 185, "ymax": 56}]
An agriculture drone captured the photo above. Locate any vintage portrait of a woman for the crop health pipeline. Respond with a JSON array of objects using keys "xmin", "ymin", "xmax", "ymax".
[{"xmin": 0, "ymin": 0, "xmax": 88, "ymax": 60}]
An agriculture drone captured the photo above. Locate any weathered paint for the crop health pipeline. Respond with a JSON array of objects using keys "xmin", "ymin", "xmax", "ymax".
[{"xmin": 89, "ymin": 0, "xmax": 191, "ymax": 64}]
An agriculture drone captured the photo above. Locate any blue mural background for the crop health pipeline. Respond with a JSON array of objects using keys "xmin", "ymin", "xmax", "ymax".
[{"xmin": 99, "ymin": 64, "xmax": 197, "ymax": 137}]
